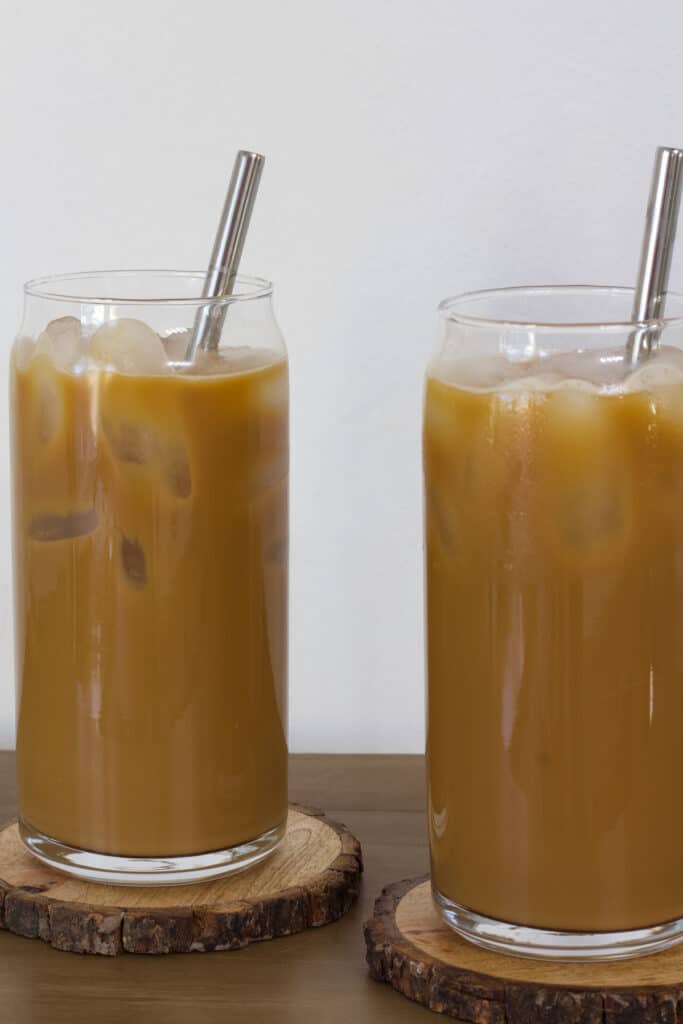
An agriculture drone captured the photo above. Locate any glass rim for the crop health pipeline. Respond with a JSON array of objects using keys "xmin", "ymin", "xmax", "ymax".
[
  {"xmin": 23, "ymin": 269, "xmax": 273, "ymax": 306},
  {"xmin": 438, "ymin": 284, "xmax": 683, "ymax": 330}
]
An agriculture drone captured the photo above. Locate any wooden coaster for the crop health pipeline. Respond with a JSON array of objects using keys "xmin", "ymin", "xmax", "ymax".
[
  {"xmin": 364, "ymin": 876, "xmax": 683, "ymax": 1023},
  {"xmin": 0, "ymin": 804, "xmax": 362, "ymax": 956}
]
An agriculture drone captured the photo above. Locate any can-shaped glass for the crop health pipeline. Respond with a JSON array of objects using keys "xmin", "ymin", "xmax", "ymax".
[
  {"xmin": 11, "ymin": 271, "xmax": 288, "ymax": 884},
  {"xmin": 424, "ymin": 285, "xmax": 683, "ymax": 960}
]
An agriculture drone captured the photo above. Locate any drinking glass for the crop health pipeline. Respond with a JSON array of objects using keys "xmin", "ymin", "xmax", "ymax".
[
  {"xmin": 424, "ymin": 285, "xmax": 683, "ymax": 960},
  {"xmin": 11, "ymin": 270, "xmax": 288, "ymax": 884}
]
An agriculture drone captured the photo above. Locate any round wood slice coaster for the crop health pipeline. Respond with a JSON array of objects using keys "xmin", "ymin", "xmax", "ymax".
[
  {"xmin": 0, "ymin": 804, "xmax": 362, "ymax": 956},
  {"xmin": 365, "ymin": 876, "xmax": 683, "ymax": 1023}
]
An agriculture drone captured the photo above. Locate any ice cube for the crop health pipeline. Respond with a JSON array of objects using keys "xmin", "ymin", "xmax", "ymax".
[
  {"xmin": 430, "ymin": 353, "xmax": 525, "ymax": 391},
  {"xmin": 544, "ymin": 384, "xmax": 607, "ymax": 442},
  {"xmin": 179, "ymin": 349, "xmax": 217, "ymax": 376},
  {"xmin": 501, "ymin": 372, "xmax": 563, "ymax": 394},
  {"xmin": 34, "ymin": 332, "xmax": 55, "ymax": 359},
  {"xmin": 543, "ymin": 385, "xmax": 632, "ymax": 564},
  {"xmin": 560, "ymin": 486, "xmax": 626, "ymax": 549},
  {"xmin": 161, "ymin": 329, "xmax": 191, "ymax": 364},
  {"xmin": 31, "ymin": 319, "xmax": 81, "ymax": 372},
  {"xmin": 102, "ymin": 415, "xmax": 157, "ymax": 464},
  {"xmin": 551, "ymin": 467, "xmax": 633, "ymax": 570},
  {"xmin": 33, "ymin": 331, "xmax": 73, "ymax": 373},
  {"xmin": 424, "ymin": 377, "xmax": 463, "ymax": 455},
  {"xmin": 29, "ymin": 508, "xmax": 98, "ymax": 542},
  {"xmin": 627, "ymin": 362, "xmax": 672, "ymax": 392},
  {"xmin": 90, "ymin": 318, "xmax": 169, "ymax": 375},
  {"xmin": 257, "ymin": 361, "xmax": 288, "ymax": 409},
  {"xmin": 12, "ymin": 336, "xmax": 35, "ymax": 371},
  {"xmin": 120, "ymin": 536, "xmax": 146, "ymax": 587},
  {"xmin": 45, "ymin": 315, "xmax": 79, "ymax": 341},
  {"xmin": 621, "ymin": 347, "xmax": 683, "ymax": 431},
  {"xmin": 162, "ymin": 441, "xmax": 192, "ymax": 498},
  {"xmin": 43, "ymin": 316, "xmax": 83, "ymax": 371},
  {"xmin": 541, "ymin": 347, "xmax": 626, "ymax": 389},
  {"xmin": 626, "ymin": 347, "xmax": 683, "ymax": 393},
  {"xmin": 222, "ymin": 346, "xmax": 269, "ymax": 370}
]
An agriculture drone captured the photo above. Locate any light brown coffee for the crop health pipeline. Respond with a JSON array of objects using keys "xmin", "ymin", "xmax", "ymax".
[
  {"xmin": 425, "ymin": 346, "xmax": 683, "ymax": 932},
  {"xmin": 12, "ymin": 330, "xmax": 288, "ymax": 857}
]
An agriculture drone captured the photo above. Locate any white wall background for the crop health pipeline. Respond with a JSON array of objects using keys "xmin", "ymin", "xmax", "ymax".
[{"xmin": 1, "ymin": 0, "xmax": 683, "ymax": 751}]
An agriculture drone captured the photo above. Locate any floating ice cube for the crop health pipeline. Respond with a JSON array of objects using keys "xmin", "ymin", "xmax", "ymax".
[
  {"xmin": 423, "ymin": 378, "xmax": 464, "ymax": 452},
  {"xmin": 629, "ymin": 366, "xmax": 683, "ymax": 431},
  {"xmin": 161, "ymin": 440, "xmax": 192, "ymax": 498},
  {"xmin": 626, "ymin": 347, "xmax": 683, "ymax": 394},
  {"xmin": 13, "ymin": 336, "xmax": 35, "ymax": 370},
  {"xmin": 543, "ymin": 382, "xmax": 632, "ymax": 563},
  {"xmin": 43, "ymin": 316, "xmax": 83, "ymax": 371},
  {"xmin": 257, "ymin": 360, "xmax": 288, "ymax": 408},
  {"xmin": 33, "ymin": 330, "xmax": 77, "ymax": 374},
  {"xmin": 161, "ymin": 328, "xmax": 192, "ymax": 364},
  {"xmin": 121, "ymin": 536, "xmax": 146, "ymax": 587},
  {"xmin": 431, "ymin": 346, "xmax": 638, "ymax": 395},
  {"xmin": 566, "ymin": 490, "xmax": 621, "ymax": 542},
  {"xmin": 34, "ymin": 332, "xmax": 55, "ymax": 359},
  {"xmin": 555, "ymin": 475, "xmax": 631, "ymax": 566},
  {"xmin": 29, "ymin": 508, "xmax": 98, "ymax": 542},
  {"xmin": 431, "ymin": 354, "xmax": 526, "ymax": 391},
  {"xmin": 29, "ymin": 324, "xmax": 70, "ymax": 371},
  {"xmin": 90, "ymin": 318, "xmax": 169, "ymax": 375},
  {"xmin": 222, "ymin": 346, "xmax": 269, "ymax": 369},
  {"xmin": 501, "ymin": 372, "xmax": 563, "ymax": 393},
  {"xmin": 101, "ymin": 415, "xmax": 157, "ymax": 464},
  {"xmin": 45, "ymin": 315, "xmax": 79, "ymax": 341},
  {"xmin": 182, "ymin": 350, "xmax": 223, "ymax": 376},
  {"xmin": 544, "ymin": 384, "xmax": 609, "ymax": 437},
  {"xmin": 627, "ymin": 363, "xmax": 671, "ymax": 392},
  {"xmin": 540, "ymin": 348, "xmax": 626, "ymax": 389}
]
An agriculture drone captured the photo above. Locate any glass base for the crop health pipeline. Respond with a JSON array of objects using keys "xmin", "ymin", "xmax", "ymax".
[
  {"xmin": 19, "ymin": 817, "xmax": 287, "ymax": 886},
  {"xmin": 433, "ymin": 886, "xmax": 683, "ymax": 962}
]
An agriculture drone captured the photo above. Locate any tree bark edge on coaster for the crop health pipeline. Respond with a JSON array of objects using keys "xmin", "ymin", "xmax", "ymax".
[
  {"xmin": 364, "ymin": 876, "xmax": 683, "ymax": 1024},
  {"xmin": 0, "ymin": 804, "xmax": 362, "ymax": 956}
]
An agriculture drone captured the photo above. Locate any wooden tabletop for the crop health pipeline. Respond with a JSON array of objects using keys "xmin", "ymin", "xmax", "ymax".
[{"xmin": 0, "ymin": 752, "xmax": 430, "ymax": 1023}]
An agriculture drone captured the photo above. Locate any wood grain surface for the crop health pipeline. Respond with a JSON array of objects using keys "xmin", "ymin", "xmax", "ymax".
[
  {"xmin": 0, "ymin": 752, "xmax": 430, "ymax": 1023},
  {"xmin": 0, "ymin": 806, "xmax": 361, "ymax": 955},
  {"xmin": 365, "ymin": 876, "xmax": 683, "ymax": 1023}
]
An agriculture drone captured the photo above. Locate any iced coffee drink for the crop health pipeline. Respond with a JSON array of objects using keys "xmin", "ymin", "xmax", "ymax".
[
  {"xmin": 11, "ymin": 272, "xmax": 288, "ymax": 883},
  {"xmin": 424, "ymin": 286, "xmax": 683, "ymax": 959}
]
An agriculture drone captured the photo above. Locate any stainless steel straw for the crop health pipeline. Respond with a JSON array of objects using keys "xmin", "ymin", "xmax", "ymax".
[
  {"xmin": 626, "ymin": 146, "xmax": 683, "ymax": 368},
  {"xmin": 185, "ymin": 150, "xmax": 265, "ymax": 361}
]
